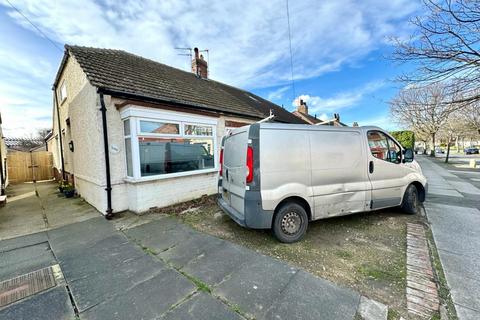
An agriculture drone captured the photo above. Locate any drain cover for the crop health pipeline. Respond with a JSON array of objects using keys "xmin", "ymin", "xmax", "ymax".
[{"xmin": 0, "ymin": 267, "xmax": 56, "ymax": 307}]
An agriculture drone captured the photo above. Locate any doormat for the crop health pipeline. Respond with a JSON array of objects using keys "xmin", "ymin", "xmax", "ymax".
[{"xmin": 0, "ymin": 266, "xmax": 56, "ymax": 308}]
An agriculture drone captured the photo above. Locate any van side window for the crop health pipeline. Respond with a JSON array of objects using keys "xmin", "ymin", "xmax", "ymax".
[{"xmin": 367, "ymin": 131, "xmax": 401, "ymax": 164}]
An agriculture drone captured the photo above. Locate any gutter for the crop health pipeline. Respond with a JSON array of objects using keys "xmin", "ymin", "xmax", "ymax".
[
  {"xmin": 53, "ymin": 88, "xmax": 66, "ymax": 180},
  {"xmin": 98, "ymin": 91, "xmax": 114, "ymax": 219},
  {"xmin": 100, "ymin": 88, "xmax": 266, "ymax": 122}
]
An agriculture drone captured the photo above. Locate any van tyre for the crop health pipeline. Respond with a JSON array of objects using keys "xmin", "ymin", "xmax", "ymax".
[
  {"xmin": 401, "ymin": 184, "xmax": 419, "ymax": 215},
  {"xmin": 273, "ymin": 203, "xmax": 308, "ymax": 243}
]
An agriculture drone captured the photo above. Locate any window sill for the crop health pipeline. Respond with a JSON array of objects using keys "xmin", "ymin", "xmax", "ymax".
[{"xmin": 124, "ymin": 168, "xmax": 219, "ymax": 184}]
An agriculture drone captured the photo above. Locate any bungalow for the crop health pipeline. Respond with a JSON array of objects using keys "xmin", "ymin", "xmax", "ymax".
[{"xmin": 46, "ymin": 45, "xmax": 305, "ymax": 217}]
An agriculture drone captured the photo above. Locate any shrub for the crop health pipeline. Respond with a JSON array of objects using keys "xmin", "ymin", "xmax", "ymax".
[{"xmin": 390, "ymin": 131, "xmax": 415, "ymax": 149}]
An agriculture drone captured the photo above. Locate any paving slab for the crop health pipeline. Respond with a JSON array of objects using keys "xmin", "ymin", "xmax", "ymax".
[
  {"xmin": 214, "ymin": 254, "xmax": 298, "ymax": 319},
  {"xmin": 54, "ymin": 234, "xmax": 148, "ymax": 281},
  {"xmin": 181, "ymin": 241, "xmax": 257, "ymax": 286},
  {"xmin": 425, "ymin": 203, "xmax": 480, "ymax": 257},
  {"xmin": 0, "ymin": 231, "xmax": 48, "ymax": 253},
  {"xmin": 47, "ymin": 217, "xmax": 116, "ymax": 253},
  {"xmin": 65, "ymin": 246, "xmax": 167, "ymax": 312},
  {"xmin": 447, "ymin": 180, "xmax": 480, "ymax": 195},
  {"xmin": 427, "ymin": 186, "xmax": 463, "ymax": 198},
  {"xmin": 82, "ymin": 268, "xmax": 195, "ymax": 320},
  {"xmin": 0, "ymin": 242, "xmax": 56, "ymax": 282},
  {"xmin": 443, "ymin": 273, "xmax": 480, "ymax": 312},
  {"xmin": 455, "ymin": 304, "xmax": 480, "ymax": 320},
  {"xmin": 358, "ymin": 296, "xmax": 388, "ymax": 320},
  {"xmin": 437, "ymin": 250, "xmax": 480, "ymax": 282},
  {"xmin": 0, "ymin": 286, "xmax": 75, "ymax": 320},
  {"xmin": 158, "ymin": 231, "xmax": 225, "ymax": 269},
  {"xmin": 163, "ymin": 292, "xmax": 244, "ymax": 320},
  {"xmin": 124, "ymin": 217, "xmax": 192, "ymax": 253},
  {"xmin": 265, "ymin": 270, "xmax": 360, "ymax": 320}
]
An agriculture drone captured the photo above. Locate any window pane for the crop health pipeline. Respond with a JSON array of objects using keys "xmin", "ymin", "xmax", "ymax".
[
  {"xmin": 139, "ymin": 137, "xmax": 214, "ymax": 176},
  {"xmin": 60, "ymin": 82, "xmax": 67, "ymax": 101},
  {"xmin": 184, "ymin": 124, "xmax": 213, "ymax": 136},
  {"xmin": 123, "ymin": 120, "xmax": 130, "ymax": 136},
  {"xmin": 386, "ymin": 137, "xmax": 401, "ymax": 163},
  {"xmin": 140, "ymin": 120, "xmax": 179, "ymax": 135},
  {"xmin": 367, "ymin": 131, "xmax": 388, "ymax": 160},
  {"xmin": 125, "ymin": 138, "xmax": 133, "ymax": 176}
]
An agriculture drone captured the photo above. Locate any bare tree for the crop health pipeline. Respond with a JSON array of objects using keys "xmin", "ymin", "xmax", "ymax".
[
  {"xmin": 462, "ymin": 102, "xmax": 480, "ymax": 134},
  {"xmin": 390, "ymin": 83, "xmax": 457, "ymax": 156},
  {"xmin": 393, "ymin": 0, "xmax": 480, "ymax": 105},
  {"xmin": 438, "ymin": 111, "xmax": 467, "ymax": 162}
]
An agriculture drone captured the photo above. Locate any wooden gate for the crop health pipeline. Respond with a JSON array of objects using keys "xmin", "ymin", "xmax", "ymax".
[{"xmin": 7, "ymin": 151, "xmax": 53, "ymax": 183}]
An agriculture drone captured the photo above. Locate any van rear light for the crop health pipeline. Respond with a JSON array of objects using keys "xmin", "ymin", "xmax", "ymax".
[
  {"xmin": 219, "ymin": 149, "xmax": 224, "ymax": 176},
  {"xmin": 246, "ymin": 146, "xmax": 253, "ymax": 183}
]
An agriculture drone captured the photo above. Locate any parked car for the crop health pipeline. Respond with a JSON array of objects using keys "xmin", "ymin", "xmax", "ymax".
[
  {"xmin": 218, "ymin": 123, "xmax": 427, "ymax": 243},
  {"xmin": 435, "ymin": 147, "xmax": 445, "ymax": 154},
  {"xmin": 464, "ymin": 147, "xmax": 479, "ymax": 155}
]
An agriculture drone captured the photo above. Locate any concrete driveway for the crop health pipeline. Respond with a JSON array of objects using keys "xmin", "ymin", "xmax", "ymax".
[{"xmin": 0, "ymin": 182, "xmax": 370, "ymax": 320}]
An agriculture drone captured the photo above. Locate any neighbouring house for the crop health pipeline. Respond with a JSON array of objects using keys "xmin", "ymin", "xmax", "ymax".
[
  {"xmin": 46, "ymin": 45, "xmax": 306, "ymax": 217},
  {"xmin": 0, "ymin": 113, "xmax": 8, "ymax": 195},
  {"xmin": 291, "ymin": 99, "xmax": 348, "ymax": 126}
]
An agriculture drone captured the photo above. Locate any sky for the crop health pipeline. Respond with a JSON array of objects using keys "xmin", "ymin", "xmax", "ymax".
[{"xmin": 0, "ymin": 0, "xmax": 420, "ymax": 137}]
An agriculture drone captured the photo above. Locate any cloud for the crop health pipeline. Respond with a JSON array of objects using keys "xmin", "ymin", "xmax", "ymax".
[
  {"xmin": 267, "ymin": 86, "xmax": 291, "ymax": 101},
  {"xmin": 1, "ymin": 0, "xmax": 418, "ymax": 88},
  {"xmin": 0, "ymin": 0, "xmax": 418, "ymax": 136},
  {"xmin": 293, "ymin": 80, "xmax": 385, "ymax": 114},
  {"xmin": 355, "ymin": 115, "xmax": 396, "ymax": 130}
]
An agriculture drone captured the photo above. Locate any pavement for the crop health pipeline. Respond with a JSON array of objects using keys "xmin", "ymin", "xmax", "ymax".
[
  {"xmin": 417, "ymin": 155, "xmax": 480, "ymax": 320},
  {"xmin": 0, "ymin": 182, "xmax": 367, "ymax": 320}
]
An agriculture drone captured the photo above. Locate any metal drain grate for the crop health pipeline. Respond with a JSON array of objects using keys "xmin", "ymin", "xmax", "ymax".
[{"xmin": 0, "ymin": 266, "xmax": 56, "ymax": 307}]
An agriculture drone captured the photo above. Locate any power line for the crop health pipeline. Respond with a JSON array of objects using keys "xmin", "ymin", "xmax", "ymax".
[
  {"xmin": 5, "ymin": 0, "xmax": 63, "ymax": 52},
  {"xmin": 286, "ymin": 0, "xmax": 296, "ymax": 101}
]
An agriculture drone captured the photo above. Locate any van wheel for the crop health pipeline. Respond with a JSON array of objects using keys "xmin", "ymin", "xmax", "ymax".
[
  {"xmin": 401, "ymin": 184, "xmax": 419, "ymax": 214},
  {"xmin": 273, "ymin": 203, "xmax": 308, "ymax": 243}
]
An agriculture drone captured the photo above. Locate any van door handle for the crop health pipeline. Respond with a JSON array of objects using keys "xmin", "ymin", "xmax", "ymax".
[{"xmin": 369, "ymin": 161, "xmax": 374, "ymax": 174}]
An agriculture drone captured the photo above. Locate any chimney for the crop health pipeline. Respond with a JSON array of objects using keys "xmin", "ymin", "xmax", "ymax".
[
  {"xmin": 191, "ymin": 47, "xmax": 208, "ymax": 78},
  {"xmin": 296, "ymin": 99, "xmax": 308, "ymax": 115}
]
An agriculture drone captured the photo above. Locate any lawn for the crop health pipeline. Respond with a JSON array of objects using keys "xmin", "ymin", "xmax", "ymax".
[{"xmin": 149, "ymin": 195, "xmax": 428, "ymax": 317}]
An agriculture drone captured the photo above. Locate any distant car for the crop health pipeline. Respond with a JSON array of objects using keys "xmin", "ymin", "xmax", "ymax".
[
  {"xmin": 435, "ymin": 147, "xmax": 445, "ymax": 154},
  {"xmin": 464, "ymin": 147, "xmax": 479, "ymax": 155}
]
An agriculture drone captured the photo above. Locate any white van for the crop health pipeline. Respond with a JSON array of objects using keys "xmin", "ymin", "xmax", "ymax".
[{"xmin": 218, "ymin": 123, "xmax": 427, "ymax": 243}]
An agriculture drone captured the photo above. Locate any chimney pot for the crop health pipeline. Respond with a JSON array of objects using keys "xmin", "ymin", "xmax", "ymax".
[
  {"xmin": 191, "ymin": 47, "xmax": 208, "ymax": 78},
  {"xmin": 296, "ymin": 99, "xmax": 308, "ymax": 115}
]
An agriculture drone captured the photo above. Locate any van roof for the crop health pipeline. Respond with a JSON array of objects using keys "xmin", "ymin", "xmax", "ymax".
[{"xmin": 255, "ymin": 123, "xmax": 384, "ymax": 133}]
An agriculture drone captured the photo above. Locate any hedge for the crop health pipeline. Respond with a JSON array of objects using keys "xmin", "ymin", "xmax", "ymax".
[{"xmin": 390, "ymin": 131, "xmax": 415, "ymax": 149}]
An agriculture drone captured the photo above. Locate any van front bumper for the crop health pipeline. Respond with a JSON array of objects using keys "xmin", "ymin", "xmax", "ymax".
[{"xmin": 217, "ymin": 191, "xmax": 273, "ymax": 229}]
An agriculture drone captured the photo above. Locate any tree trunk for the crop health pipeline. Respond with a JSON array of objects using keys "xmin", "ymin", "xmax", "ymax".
[
  {"xmin": 445, "ymin": 139, "xmax": 451, "ymax": 163},
  {"xmin": 430, "ymin": 133, "xmax": 436, "ymax": 157}
]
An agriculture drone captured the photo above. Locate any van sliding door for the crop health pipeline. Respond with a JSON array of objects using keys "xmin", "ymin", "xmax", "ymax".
[{"xmin": 309, "ymin": 130, "xmax": 370, "ymax": 219}]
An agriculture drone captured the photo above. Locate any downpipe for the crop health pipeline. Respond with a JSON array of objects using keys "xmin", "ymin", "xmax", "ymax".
[{"xmin": 99, "ymin": 92, "xmax": 114, "ymax": 219}]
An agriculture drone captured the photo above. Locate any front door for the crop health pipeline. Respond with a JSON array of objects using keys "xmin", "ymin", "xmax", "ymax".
[{"xmin": 366, "ymin": 130, "xmax": 409, "ymax": 210}]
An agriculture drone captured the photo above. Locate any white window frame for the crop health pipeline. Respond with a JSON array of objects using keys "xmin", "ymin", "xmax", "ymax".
[
  {"xmin": 60, "ymin": 81, "xmax": 67, "ymax": 103},
  {"xmin": 121, "ymin": 106, "xmax": 218, "ymax": 182},
  {"xmin": 123, "ymin": 119, "xmax": 134, "ymax": 177}
]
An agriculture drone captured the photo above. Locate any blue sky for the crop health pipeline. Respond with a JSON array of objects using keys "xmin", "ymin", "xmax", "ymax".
[{"xmin": 0, "ymin": 0, "xmax": 419, "ymax": 137}]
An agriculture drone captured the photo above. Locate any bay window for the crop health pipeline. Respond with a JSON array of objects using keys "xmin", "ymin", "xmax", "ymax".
[{"xmin": 122, "ymin": 109, "xmax": 217, "ymax": 180}]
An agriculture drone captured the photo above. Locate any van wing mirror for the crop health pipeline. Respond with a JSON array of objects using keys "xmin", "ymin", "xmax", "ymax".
[{"xmin": 403, "ymin": 148, "xmax": 414, "ymax": 163}]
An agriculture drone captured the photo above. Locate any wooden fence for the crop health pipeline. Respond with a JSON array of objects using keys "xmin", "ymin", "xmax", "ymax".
[{"xmin": 7, "ymin": 151, "xmax": 53, "ymax": 183}]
